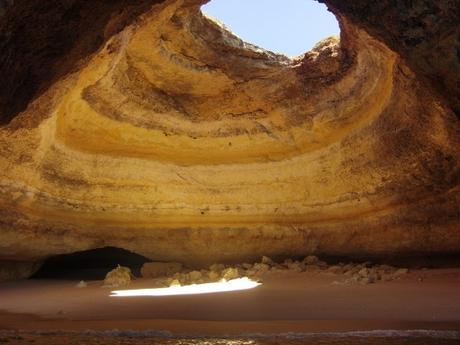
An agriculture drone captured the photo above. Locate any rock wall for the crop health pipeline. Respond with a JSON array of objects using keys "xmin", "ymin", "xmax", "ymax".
[
  {"xmin": 0, "ymin": 261, "xmax": 41, "ymax": 282},
  {"xmin": 321, "ymin": 0, "xmax": 460, "ymax": 117},
  {"xmin": 0, "ymin": 0, "xmax": 459, "ymax": 267}
]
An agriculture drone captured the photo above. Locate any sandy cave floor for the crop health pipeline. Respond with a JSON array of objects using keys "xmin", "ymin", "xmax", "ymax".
[{"xmin": 0, "ymin": 268, "xmax": 460, "ymax": 338}]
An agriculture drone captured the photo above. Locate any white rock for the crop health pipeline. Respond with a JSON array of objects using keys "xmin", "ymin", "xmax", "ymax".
[{"xmin": 76, "ymin": 280, "xmax": 87, "ymax": 288}]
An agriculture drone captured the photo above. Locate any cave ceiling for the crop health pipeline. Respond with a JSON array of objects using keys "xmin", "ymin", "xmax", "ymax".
[{"xmin": 0, "ymin": 0, "xmax": 459, "ymax": 265}]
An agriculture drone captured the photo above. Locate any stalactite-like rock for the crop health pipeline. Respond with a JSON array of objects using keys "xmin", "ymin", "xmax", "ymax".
[{"xmin": 0, "ymin": 0, "xmax": 459, "ymax": 267}]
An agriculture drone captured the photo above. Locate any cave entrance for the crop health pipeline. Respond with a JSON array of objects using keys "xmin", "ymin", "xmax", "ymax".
[
  {"xmin": 31, "ymin": 247, "xmax": 150, "ymax": 280},
  {"xmin": 201, "ymin": 0, "xmax": 339, "ymax": 57}
]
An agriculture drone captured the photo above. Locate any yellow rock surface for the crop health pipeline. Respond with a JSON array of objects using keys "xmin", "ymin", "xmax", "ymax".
[{"xmin": 0, "ymin": 0, "xmax": 459, "ymax": 265}]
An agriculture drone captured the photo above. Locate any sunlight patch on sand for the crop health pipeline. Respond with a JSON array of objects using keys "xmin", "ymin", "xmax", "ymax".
[{"xmin": 110, "ymin": 277, "xmax": 261, "ymax": 297}]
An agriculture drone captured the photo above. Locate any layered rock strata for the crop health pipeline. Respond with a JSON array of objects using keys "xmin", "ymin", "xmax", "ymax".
[{"xmin": 0, "ymin": 0, "xmax": 459, "ymax": 269}]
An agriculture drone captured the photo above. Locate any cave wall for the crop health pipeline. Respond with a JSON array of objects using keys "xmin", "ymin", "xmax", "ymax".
[
  {"xmin": 0, "ymin": 0, "xmax": 158, "ymax": 125},
  {"xmin": 0, "ymin": 0, "xmax": 459, "ymax": 267},
  {"xmin": 321, "ymin": 0, "xmax": 460, "ymax": 117}
]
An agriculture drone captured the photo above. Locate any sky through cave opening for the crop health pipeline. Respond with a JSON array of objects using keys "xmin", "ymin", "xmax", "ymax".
[{"xmin": 201, "ymin": 0, "xmax": 340, "ymax": 57}]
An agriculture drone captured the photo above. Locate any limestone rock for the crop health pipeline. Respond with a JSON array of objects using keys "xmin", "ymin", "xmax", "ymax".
[
  {"xmin": 169, "ymin": 279, "xmax": 181, "ymax": 287},
  {"xmin": 221, "ymin": 267, "xmax": 241, "ymax": 281},
  {"xmin": 241, "ymin": 263, "xmax": 253, "ymax": 270},
  {"xmin": 358, "ymin": 268, "xmax": 370, "ymax": 277},
  {"xmin": 253, "ymin": 263, "xmax": 271, "ymax": 274},
  {"xmin": 261, "ymin": 256, "xmax": 276, "ymax": 266},
  {"xmin": 208, "ymin": 270, "xmax": 220, "ymax": 282},
  {"xmin": 103, "ymin": 265, "xmax": 132, "ymax": 288},
  {"xmin": 187, "ymin": 270, "xmax": 203, "ymax": 282}
]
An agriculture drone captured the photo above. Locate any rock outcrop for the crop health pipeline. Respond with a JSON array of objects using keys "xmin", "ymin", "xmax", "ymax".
[{"xmin": 0, "ymin": 0, "xmax": 459, "ymax": 268}]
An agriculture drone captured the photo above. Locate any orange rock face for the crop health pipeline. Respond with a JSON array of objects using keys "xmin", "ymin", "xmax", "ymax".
[{"xmin": 0, "ymin": 0, "xmax": 459, "ymax": 267}]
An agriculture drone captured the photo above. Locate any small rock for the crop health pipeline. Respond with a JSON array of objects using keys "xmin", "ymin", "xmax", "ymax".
[
  {"xmin": 303, "ymin": 255, "xmax": 319, "ymax": 265},
  {"xmin": 253, "ymin": 263, "xmax": 270, "ymax": 273},
  {"xmin": 242, "ymin": 263, "xmax": 252, "ymax": 270},
  {"xmin": 394, "ymin": 268, "xmax": 409, "ymax": 277},
  {"xmin": 188, "ymin": 270, "xmax": 202, "ymax": 283},
  {"xmin": 208, "ymin": 270, "xmax": 221, "ymax": 281},
  {"xmin": 358, "ymin": 268, "xmax": 370, "ymax": 277},
  {"xmin": 76, "ymin": 280, "xmax": 87, "ymax": 288},
  {"xmin": 261, "ymin": 256, "xmax": 275, "ymax": 266},
  {"xmin": 246, "ymin": 269, "xmax": 256, "ymax": 277},
  {"xmin": 222, "ymin": 267, "xmax": 241, "ymax": 281},
  {"xmin": 368, "ymin": 273, "xmax": 378, "ymax": 283},
  {"xmin": 169, "ymin": 279, "xmax": 181, "ymax": 287},
  {"xmin": 327, "ymin": 265, "xmax": 343, "ymax": 274},
  {"xmin": 287, "ymin": 261, "xmax": 304, "ymax": 272}
]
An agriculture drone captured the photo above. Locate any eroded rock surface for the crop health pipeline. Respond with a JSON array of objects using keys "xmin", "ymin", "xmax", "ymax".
[{"xmin": 0, "ymin": 0, "xmax": 459, "ymax": 266}]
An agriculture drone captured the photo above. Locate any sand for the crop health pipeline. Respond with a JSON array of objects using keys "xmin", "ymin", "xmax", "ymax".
[{"xmin": 0, "ymin": 268, "xmax": 460, "ymax": 336}]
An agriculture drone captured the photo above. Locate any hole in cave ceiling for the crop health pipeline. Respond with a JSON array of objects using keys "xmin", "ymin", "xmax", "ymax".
[{"xmin": 201, "ymin": 0, "xmax": 340, "ymax": 57}]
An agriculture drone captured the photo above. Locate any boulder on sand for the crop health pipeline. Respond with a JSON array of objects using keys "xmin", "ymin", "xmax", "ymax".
[{"xmin": 103, "ymin": 265, "xmax": 132, "ymax": 287}]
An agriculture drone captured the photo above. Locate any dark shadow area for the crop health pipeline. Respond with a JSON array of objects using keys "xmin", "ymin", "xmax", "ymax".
[
  {"xmin": 31, "ymin": 247, "xmax": 150, "ymax": 280},
  {"xmin": 0, "ymin": 0, "xmax": 158, "ymax": 125}
]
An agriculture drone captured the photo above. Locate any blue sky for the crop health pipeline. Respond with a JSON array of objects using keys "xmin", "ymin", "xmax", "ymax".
[{"xmin": 201, "ymin": 0, "xmax": 339, "ymax": 57}]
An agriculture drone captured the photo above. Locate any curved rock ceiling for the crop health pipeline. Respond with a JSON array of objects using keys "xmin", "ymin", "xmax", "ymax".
[{"xmin": 0, "ymin": 0, "xmax": 459, "ymax": 265}]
